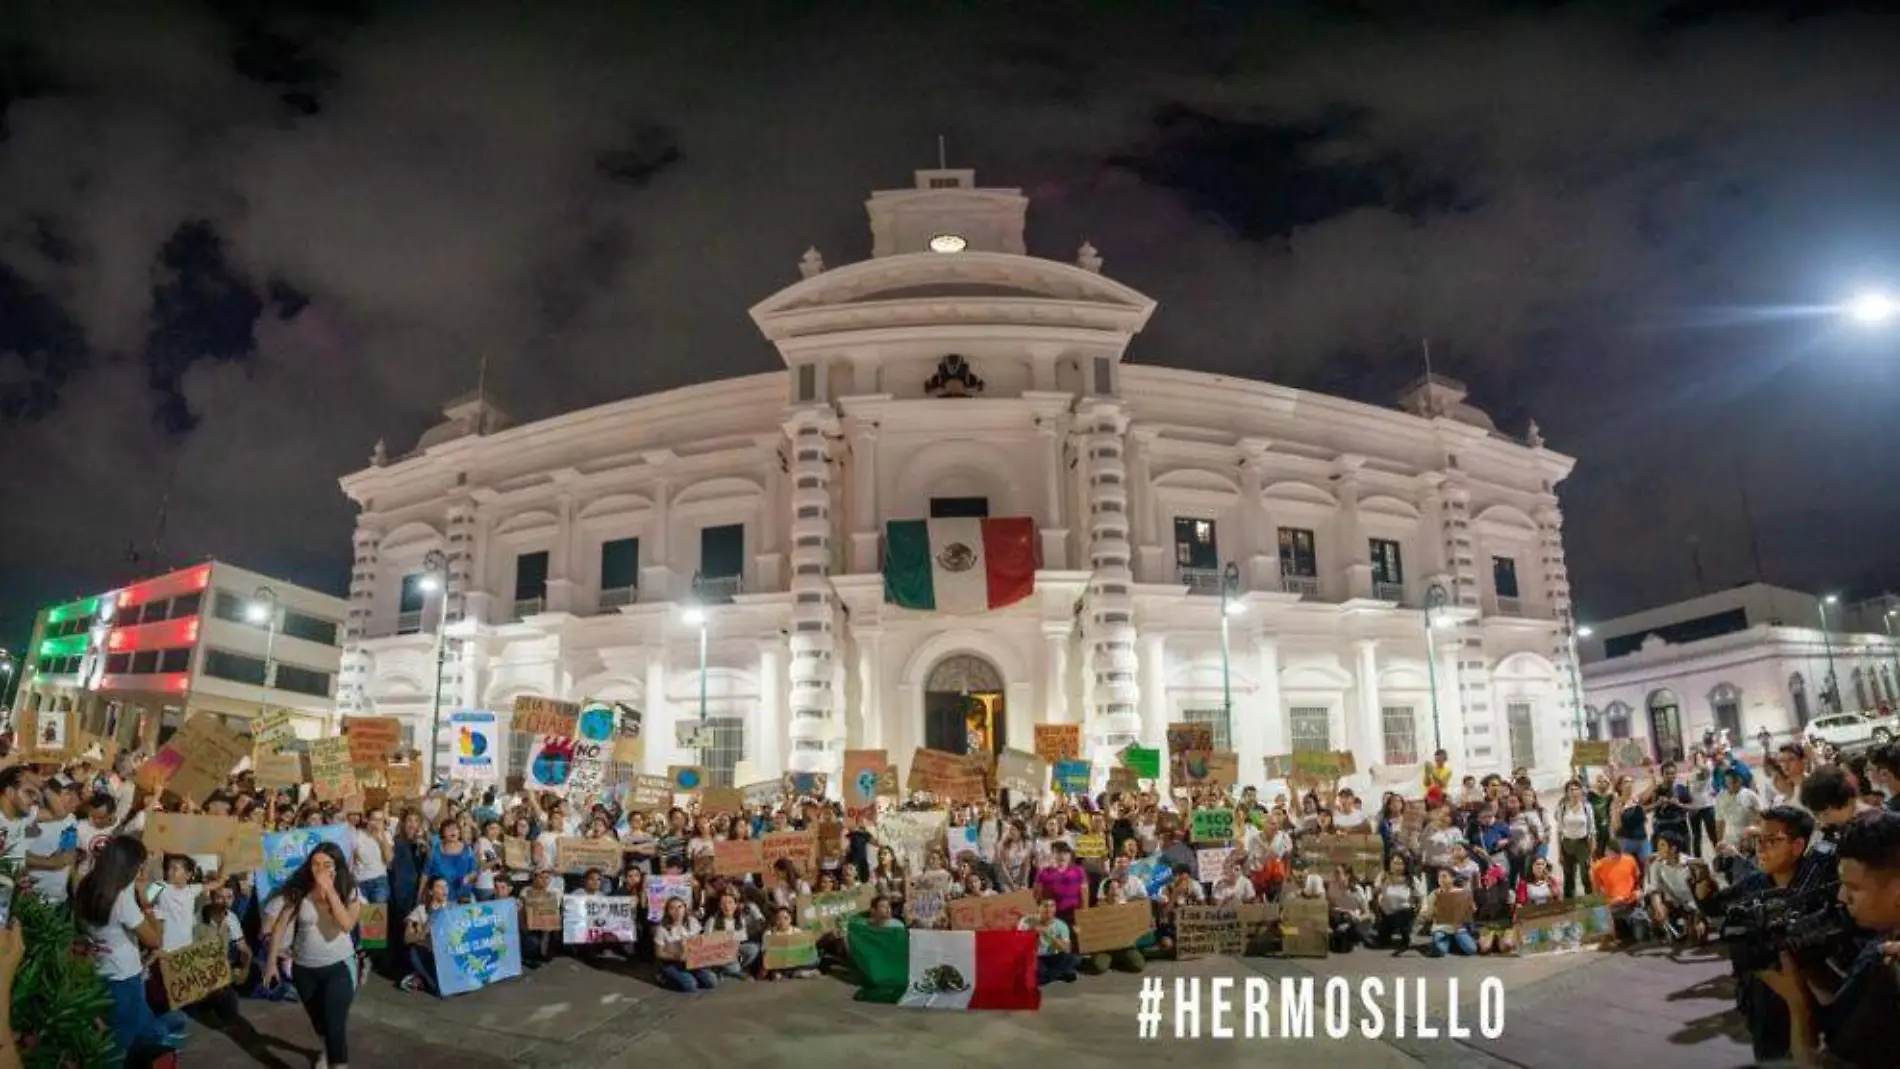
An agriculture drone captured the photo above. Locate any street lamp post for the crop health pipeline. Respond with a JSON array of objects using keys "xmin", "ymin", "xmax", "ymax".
[
  {"xmin": 1219, "ymin": 563, "xmax": 1244, "ymax": 731},
  {"xmin": 682, "ymin": 572, "xmax": 710, "ymax": 767},
  {"xmin": 1571, "ymin": 626, "xmax": 1593, "ymax": 740},
  {"xmin": 420, "ymin": 549, "xmax": 450, "ymax": 785},
  {"xmin": 1422, "ymin": 581, "xmax": 1450, "ymax": 754},
  {"xmin": 1819, "ymin": 594, "xmax": 1841, "ymax": 713},
  {"xmin": 245, "ymin": 587, "xmax": 281, "ymax": 719}
]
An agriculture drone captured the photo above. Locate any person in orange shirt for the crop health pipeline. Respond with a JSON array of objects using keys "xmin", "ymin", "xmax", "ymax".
[{"xmin": 1589, "ymin": 839, "xmax": 1648, "ymax": 943}]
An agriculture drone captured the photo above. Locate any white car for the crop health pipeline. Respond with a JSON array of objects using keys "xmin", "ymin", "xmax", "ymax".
[{"xmin": 1806, "ymin": 711, "xmax": 1896, "ymax": 749}]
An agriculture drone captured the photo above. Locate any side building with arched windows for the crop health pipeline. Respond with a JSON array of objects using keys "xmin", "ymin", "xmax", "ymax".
[
  {"xmin": 1578, "ymin": 582, "xmax": 1900, "ymax": 757},
  {"xmin": 335, "ymin": 167, "xmax": 1580, "ymax": 795}
]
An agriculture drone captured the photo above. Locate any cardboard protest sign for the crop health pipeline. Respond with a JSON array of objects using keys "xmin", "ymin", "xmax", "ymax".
[
  {"xmin": 1607, "ymin": 739, "xmax": 1650, "ymax": 768},
  {"xmin": 877, "ymin": 811, "xmax": 947, "ymax": 875},
  {"xmin": 1571, "ymin": 740, "xmax": 1611, "ymax": 767},
  {"xmin": 624, "ymin": 775, "xmax": 673, "ymax": 812},
  {"xmin": 904, "ymin": 886, "xmax": 947, "ymax": 927},
  {"xmin": 1279, "ymin": 897, "xmax": 1329, "ymax": 958},
  {"xmin": 253, "ymin": 749, "xmax": 303, "ymax": 790},
  {"xmin": 563, "ymin": 895, "xmax": 638, "ymax": 944},
  {"xmin": 947, "ymin": 889, "xmax": 1037, "ymax": 931},
  {"xmin": 223, "ymin": 824, "xmax": 264, "ymax": 874},
  {"xmin": 1176, "ymin": 905, "xmax": 1247, "ymax": 958},
  {"xmin": 255, "ymin": 709, "xmax": 296, "ymax": 752},
  {"xmin": 513, "ymin": 696, "xmax": 579, "ymax": 738},
  {"xmin": 158, "ymin": 936, "xmax": 230, "ymax": 1009},
  {"xmin": 503, "ymin": 837, "xmax": 532, "ymax": 870},
  {"xmin": 165, "ymin": 716, "xmax": 251, "ymax": 802},
  {"xmin": 523, "ymin": 891, "xmax": 561, "ymax": 932},
  {"xmin": 763, "ymin": 929, "xmax": 818, "ymax": 971},
  {"xmin": 994, "ymin": 749, "xmax": 1046, "ymax": 797},
  {"xmin": 432, "ymin": 901, "xmax": 522, "ymax": 996},
  {"xmin": 761, "ymin": 829, "xmax": 818, "ymax": 874},
  {"xmin": 1107, "ymin": 767, "xmax": 1141, "ymax": 795},
  {"xmin": 1432, "ymin": 888, "xmax": 1475, "ymax": 929},
  {"xmin": 344, "ymin": 716, "xmax": 402, "ymax": 766},
  {"xmin": 1033, "ymin": 724, "xmax": 1081, "ymax": 762},
  {"xmin": 385, "ymin": 762, "xmax": 422, "ymax": 800},
  {"xmin": 563, "ymin": 702, "xmax": 620, "ymax": 804},
  {"xmin": 1309, "ymin": 833, "xmax": 1385, "ymax": 882},
  {"xmin": 843, "ymin": 749, "xmax": 888, "ymax": 817},
  {"xmin": 26, "ymin": 707, "xmax": 71, "ymax": 760},
  {"xmin": 685, "ymin": 931, "xmax": 740, "ymax": 970},
  {"xmin": 699, "ymin": 787, "xmax": 745, "ymax": 816},
  {"xmin": 1262, "ymin": 753, "xmax": 1294, "ymax": 779},
  {"xmin": 145, "ymin": 813, "xmax": 240, "ymax": 860},
  {"xmin": 610, "ymin": 702, "xmax": 644, "ymax": 766},
  {"xmin": 1045, "ymin": 759, "xmax": 1085, "ymax": 795},
  {"xmin": 1074, "ymin": 900, "xmax": 1154, "ymax": 953},
  {"xmin": 308, "ymin": 737, "xmax": 358, "ymax": 801},
  {"xmin": 907, "ymin": 748, "xmax": 985, "ymax": 802},
  {"xmin": 1291, "ymin": 750, "xmax": 1356, "ymax": 779},
  {"xmin": 70, "ymin": 731, "xmax": 118, "ymax": 769},
  {"xmin": 740, "ymin": 779, "xmax": 784, "ymax": 808},
  {"xmin": 1190, "ymin": 808, "xmax": 1235, "ymax": 843},
  {"xmin": 669, "ymin": 765, "xmax": 707, "ymax": 793},
  {"xmin": 1179, "ymin": 751, "xmax": 1238, "ymax": 789},
  {"xmin": 646, "ymin": 875, "xmax": 693, "ymax": 922},
  {"xmin": 135, "ymin": 748, "xmax": 184, "ymax": 793},
  {"xmin": 714, "ymin": 838, "xmax": 764, "ymax": 877},
  {"xmin": 1071, "ymin": 833, "xmax": 1109, "ymax": 860},
  {"xmin": 782, "ymin": 771, "xmax": 828, "ymax": 798},
  {"xmin": 797, "ymin": 885, "xmax": 875, "ymax": 934},
  {"xmin": 1120, "ymin": 745, "xmax": 1161, "ymax": 779},
  {"xmin": 556, "ymin": 837, "xmax": 623, "ymax": 876},
  {"xmin": 1167, "ymin": 722, "xmax": 1213, "ymax": 755},
  {"xmin": 1515, "ymin": 896, "xmax": 1612, "ymax": 956},
  {"xmin": 358, "ymin": 903, "xmax": 389, "ymax": 949},
  {"xmin": 1195, "ymin": 846, "xmax": 1237, "ymax": 883}
]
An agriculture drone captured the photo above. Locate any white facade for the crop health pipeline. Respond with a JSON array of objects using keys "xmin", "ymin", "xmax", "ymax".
[
  {"xmin": 1581, "ymin": 584, "xmax": 1900, "ymax": 758},
  {"xmin": 336, "ymin": 168, "xmax": 1580, "ymax": 794}
]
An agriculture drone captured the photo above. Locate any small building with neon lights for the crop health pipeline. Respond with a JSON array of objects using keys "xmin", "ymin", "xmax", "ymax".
[{"xmin": 6, "ymin": 561, "xmax": 348, "ymax": 754}]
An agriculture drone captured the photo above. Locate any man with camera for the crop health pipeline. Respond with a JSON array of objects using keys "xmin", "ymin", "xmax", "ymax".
[
  {"xmin": 1755, "ymin": 811, "xmax": 1900, "ymax": 1066},
  {"xmin": 1721, "ymin": 805, "xmax": 1818, "ymax": 1061}
]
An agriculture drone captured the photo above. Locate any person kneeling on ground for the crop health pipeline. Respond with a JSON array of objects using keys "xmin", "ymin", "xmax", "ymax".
[
  {"xmin": 655, "ymin": 896, "xmax": 721, "ymax": 992},
  {"xmin": 1645, "ymin": 832, "xmax": 1700, "ymax": 943},
  {"xmin": 762, "ymin": 906, "xmax": 820, "ymax": 981},
  {"xmin": 1419, "ymin": 870, "xmax": 1478, "ymax": 957},
  {"xmin": 399, "ymin": 877, "xmax": 451, "ymax": 994},
  {"xmin": 1020, "ymin": 897, "xmax": 1081, "ymax": 985},
  {"xmin": 1083, "ymin": 881, "xmax": 1149, "ymax": 973}
]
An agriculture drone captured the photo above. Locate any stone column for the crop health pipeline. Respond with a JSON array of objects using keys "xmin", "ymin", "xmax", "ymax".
[
  {"xmin": 1140, "ymin": 632, "xmax": 1170, "ymax": 799},
  {"xmin": 1335, "ymin": 457, "xmax": 1372, "ymax": 600},
  {"xmin": 545, "ymin": 494, "xmax": 578, "ymax": 614},
  {"xmin": 1254, "ymin": 633, "xmax": 1287, "ymax": 756},
  {"xmin": 1355, "ymin": 639, "xmax": 1381, "ymax": 769},
  {"xmin": 855, "ymin": 629, "xmax": 883, "ymax": 749},
  {"xmin": 1080, "ymin": 400, "xmax": 1141, "ymax": 762},
  {"xmin": 645, "ymin": 647, "xmax": 672, "ymax": 776},
  {"xmin": 754, "ymin": 639, "xmax": 784, "ymax": 776},
  {"xmin": 784, "ymin": 409, "xmax": 841, "ymax": 783},
  {"xmin": 1126, "ymin": 425, "xmax": 1162, "ymax": 582},
  {"xmin": 846, "ymin": 419, "xmax": 880, "ymax": 575},
  {"xmin": 641, "ymin": 469, "xmax": 674, "ymax": 603},
  {"xmin": 1042, "ymin": 624, "xmax": 1071, "ymax": 724}
]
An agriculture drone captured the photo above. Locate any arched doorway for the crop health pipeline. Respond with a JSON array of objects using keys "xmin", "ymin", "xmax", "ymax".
[
  {"xmin": 1647, "ymin": 689, "xmax": 1685, "ymax": 764},
  {"xmin": 924, "ymin": 654, "xmax": 1006, "ymax": 758}
]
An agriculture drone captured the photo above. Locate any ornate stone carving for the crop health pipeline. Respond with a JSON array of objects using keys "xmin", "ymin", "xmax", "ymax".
[{"xmin": 924, "ymin": 354, "xmax": 985, "ymax": 398}]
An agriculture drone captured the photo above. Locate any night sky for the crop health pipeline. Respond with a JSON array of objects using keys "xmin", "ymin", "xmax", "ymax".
[{"xmin": 3, "ymin": 1, "xmax": 1899, "ymax": 655}]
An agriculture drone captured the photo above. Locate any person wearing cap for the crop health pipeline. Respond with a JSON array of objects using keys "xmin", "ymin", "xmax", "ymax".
[{"xmin": 25, "ymin": 774, "xmax": 80, "ymax": 903}]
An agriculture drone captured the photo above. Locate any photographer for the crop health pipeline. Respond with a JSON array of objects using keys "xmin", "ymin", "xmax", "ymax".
[
  {"xmin": 1757, "ymin": 811, "xmax": 1900, "ymax": 1066},
  {"xmin": 1722, "ymin": 806, "xmax": 1814, "ymax": 1061}
]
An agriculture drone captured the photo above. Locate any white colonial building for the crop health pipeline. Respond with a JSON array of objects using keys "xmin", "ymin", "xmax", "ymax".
[
  {"xmin": 335, "ymin": 167, "xmax": 1581, "ymax": 795},
  {"xmin": 1580, "ymin": 582, "xmax": 1900, "ymax": 759}
]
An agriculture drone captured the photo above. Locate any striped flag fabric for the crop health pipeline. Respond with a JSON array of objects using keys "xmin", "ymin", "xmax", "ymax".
[
  {"xmin": 883, "ymin": 517, "xmax": 1038, "ymax": 614},
  {"xmin": 848, "ymin": 919, "xmax": 1041, "ymax": 1010}
]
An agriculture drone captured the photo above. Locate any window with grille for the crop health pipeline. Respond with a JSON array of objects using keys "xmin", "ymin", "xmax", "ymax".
[
  {"xmin": 1277, "ymin": 528, "xmax": 1318, "ymax": 578},
  {"xmin": 507, "ymin": 728, "xmax": 532, "ymax": 782},
  {"xmin": 1369, "ymin": 539, "xmax": 1404, "ymax": 585},
  {"xmin": 399, "ymin": 574, "xmax": 427, "ymax": 614},
  {"xmin": 1289, "ymin": 707, "xmax": 1331, "ymax": 752},
  {"xmin": 1492, "ymin": 557, "xmax": 1520, "ymax": 599},
  {"xmin": 1507, "ymin": 702, "xmax": 1536, "ymax": 769},
  {"xmin": 698, "ymin": 717, "xmax": 746, "ymax": 788},
  {"xmin": 514, "ymin": 551, "xmax": 550, "ymax": 602},
  {"xmin": 1380, "ymin": 706, "xmax": 1418, "ymax": 765},
  {"xmin": 1176, "ymin": 706, "xmax": 1231, "ymax": 752},
  {"xmin": 1173, "ymin": 518, "xmax": 1218, "ymax": 569}
]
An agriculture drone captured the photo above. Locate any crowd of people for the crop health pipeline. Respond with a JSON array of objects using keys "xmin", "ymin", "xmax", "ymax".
[{"xmin": 4, "ymin": 727, "xmax": 1900, "ymax": 1067}]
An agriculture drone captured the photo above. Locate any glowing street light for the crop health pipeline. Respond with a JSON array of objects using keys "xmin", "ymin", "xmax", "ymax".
[{"xmin": 1845, "ymin": 291, "xmax": 1897, "ymax": 326}]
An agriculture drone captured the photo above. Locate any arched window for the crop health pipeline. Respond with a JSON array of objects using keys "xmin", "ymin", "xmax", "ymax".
[
  {"xmin": 1604, "ymin": 701, "xmax": 1632, "ymax": 739},
  {"xmin": 1647, "ymin": 689, "xmax": 1685, "ymax": 763},
  {"xmin": 1709, "ymin": 684, "xmax": 1743, "ymax": 744},
  {"xmin": 1853, "ymin": 667, "xmax": 1870, "ymax": 712},
  {"xmin": 1790, "ymin": 673, "xmax": 1811, "ymax": 727},
  {"xmin": 1584, "ymin": 705, "xmax": 1602, "ymax": 741}
]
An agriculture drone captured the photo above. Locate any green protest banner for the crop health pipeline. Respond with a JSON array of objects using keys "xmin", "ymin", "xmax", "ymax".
[{"xmin": 1190, "ymin": 808, "xmax": 1235, "ymax": 843}]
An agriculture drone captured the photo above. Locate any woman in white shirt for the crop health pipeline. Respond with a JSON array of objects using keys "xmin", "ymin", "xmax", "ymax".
[
  {"xmin": 653, "ymin": 896, "xmax": 719, "ymax": 991},
  {"xmin": 75, "ymin": 836, "xmax": 186, "ymax": 1056},
  {"xmin": 263, "ymin": 841, "xmax": 363, "ymax": 1069}
]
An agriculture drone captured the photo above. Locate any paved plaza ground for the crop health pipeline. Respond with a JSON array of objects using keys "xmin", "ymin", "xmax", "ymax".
[{"xmin": 184, "ymin": 942, "xmax": 1756, "ymax": 1069}]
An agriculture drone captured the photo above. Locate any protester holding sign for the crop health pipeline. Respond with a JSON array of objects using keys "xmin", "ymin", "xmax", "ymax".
[
  {"xmin": 399, "ymin": 876, "xmax": 452, "ymax": 994},
  {"xmin": 653, "ymin": 896, "xmax": 720, "ymax": 991},
  {"xmin": 75, "ymin": 835, "xmax": 187, "ymax": 1058},
  {"xmin": 262, "ymin": 841, "xmax": 363, "ymax": 1069},
  {"xmin": 703, "ymin": 889, "xmax": 764, "ymax": 978}
]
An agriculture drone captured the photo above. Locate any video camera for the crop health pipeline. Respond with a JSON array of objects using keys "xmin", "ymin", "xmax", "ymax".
[{"xmin": 1719, "ymin": 883, "xmax": 1858, "ymax": 975}]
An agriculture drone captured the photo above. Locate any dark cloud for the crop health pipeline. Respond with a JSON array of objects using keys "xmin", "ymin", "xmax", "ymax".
[{"xmin": 2, "ymin": 0, "xmax": 1900, "ymax": 650}]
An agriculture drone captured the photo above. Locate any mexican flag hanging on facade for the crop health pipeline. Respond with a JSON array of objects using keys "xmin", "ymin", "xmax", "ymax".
[
  {"xmin": 848, "ymin": 919, "xmax": 1041, "ymax": 1010},
  {"xmin": 883, "ymin": 517, "xmax": 1038, "ymax": 613}
]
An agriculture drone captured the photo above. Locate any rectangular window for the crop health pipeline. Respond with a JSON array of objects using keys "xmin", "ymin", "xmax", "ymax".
[
  {"xmin": 274, "ymin": 663, "xmax": 331, "ymax": 698},
  {"xmin": 106, "ymin": 652, "xmax": 132, "ymax": 675},
  {"xmin": 1176, "ymin": 707, "xmax": 1231, "ymax": 752},
  {"xmin": 600, "ymin": 537, "xmax": 641, "ymax": 590},
  {"xmin": 1092, "ymin": 357, "xmax": 1113, "ymax": 396},
  {"xmin": 1380, "ymin": 706, "xmax": 1419, "ymax": 765},
  {"xmin": 170, "ymin": 591, "xmax": 203, "ymax": 619},
  {"xmin": 513, "ymin": 551, "xmax": 551, "ymax": 602},
  {"xmin": 399, "ymin": 573, "xmax": 428, "ymax": 614},
  {"xmin": 699, "ymin": 717, "xmax": 746, "ymax": 788},
  {"xmin": 1369, "ymin": 539, "xmax": 1404, "ymax": 586},
  {"xmin": 700, "ymin": 524, "xmax": 745, "ymax": 580},
  {"xmin": 158, "ymin": 648, "xmax": 191, "ymax": 674},
  {"xmin": 1289, "ymin": 707, "xmax": 1332, "ymax": 753},
  {"xmin": 796, "ymin": 363, "xmax": 817, "ymax": 402},
  {"xmin": 1278, "ymin": 527, "xmax": 1319, "ymax": 578},
  {"xmin": 1492, "ymin": 556, "xmax": 1520, "ymax": 600},
  {"xmin": 212, "ymin": 591, "xmax": 248, "ymax": 624},
  {"xmin": 203, "ymin": 648, "xmax": 267, "ymax": 686},
  {"xmin": 1172, "ymin": 518, "xmax": 1219, "ymax": 569},
  {"xmin": 280, "ymin": 611, "xmax": 339, "ymax": 646},
  {"xmin": 130, "ymin": 650, "xmax": 160, "ymax": 675},
  {"xmin": 929, "ymin": 497, "xmax": 989, "ymax": 518},
  {"xmin": 1507, "ymin": 701, "xmax": 1536, "ymax": 769}
]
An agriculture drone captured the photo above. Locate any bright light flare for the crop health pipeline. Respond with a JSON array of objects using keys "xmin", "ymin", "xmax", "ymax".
[
  {"xmin": 682, "ymin": 607, "xmax": 706, "ymax": 627},
  {"xmin": 1846, "ymin": 291, "xmax": 1897, "ymax": 326}
]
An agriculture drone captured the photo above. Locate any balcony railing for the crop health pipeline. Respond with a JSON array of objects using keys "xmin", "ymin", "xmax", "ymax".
[
  {"xmin": 1374, "ymin": 581, "xmax": 1405, "ymax": 604},
  {"xmin": 695, "ymin": 574, "xmax": 743, "ymax": 603},
  {"xmin": 1279, "ymin": 574, "xmax": 1320, "ymax": 599},
  {"xmin": 1485, "ymin": 596, "xmax": 1554, "ymax": 619},
  {"xmin": 1176, "ymin": 566, "xmax": 1222, "ymax": 596},
  {"xmin": 513, "ymin": 597, "xmax": 546, "ymax": 620},
  {"xmin": 597, "ymin": 585, "xmax": 639, "ymax": 613},
  {"xmin": 395, "ymin": 611, "xmax": 424, "ymax": 635}
]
